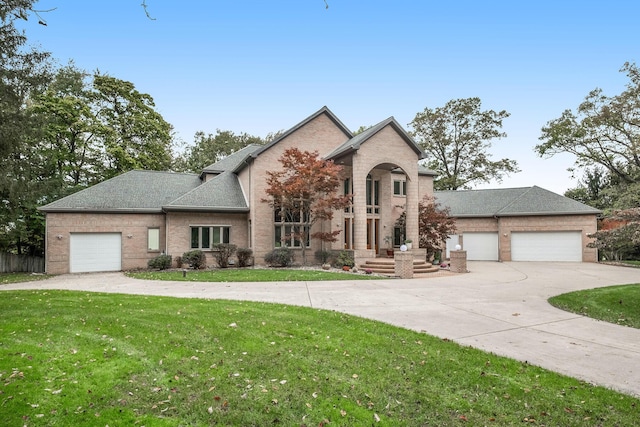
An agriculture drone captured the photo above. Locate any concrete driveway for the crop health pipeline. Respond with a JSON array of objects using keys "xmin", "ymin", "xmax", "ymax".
[{"xmin": 4, "ymin": 261, "xmax": 640, "ymax": 397}]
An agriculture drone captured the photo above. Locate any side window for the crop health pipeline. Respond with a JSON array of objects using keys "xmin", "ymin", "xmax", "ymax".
[
  {"xmin": 190, "ymin": 226, "xmax": 231, "ymax": 249},
  {"xmin": 148, "ymin": 228, "xmax": 160, "ymax": 251},
  {"xmin": 393, "ymin": 180, "xmax": 406, "ymax": 196}
]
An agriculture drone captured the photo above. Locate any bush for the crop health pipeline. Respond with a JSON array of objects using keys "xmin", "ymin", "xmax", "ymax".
[
  {"xmin": 315, "ymin": 250, "xmax": 332, "ymax": 265},
  {"xmin": 264, "ymin": 247, "xmax": 295, "ymax": 267},
  {"xmin": 182, "ymin": 250, "xmax": 207, "ymax": 269},
  {"xmin": 237, "ymin": 248, "xmax": 253, "ymax": 267},
  {"xmin": 335, "ymin": 250, "xmax": 355, "ymax": 268},
  {"xmin": 175, "ymin": 256, "xmax": 183, "ymax": 268},
  {"xmin": 212, "ymin": 243, "xmax": 237, "ymax": 268},
  {"xmin": 147, "ymin": 254, "xmax": 172, "ymax": 270}
]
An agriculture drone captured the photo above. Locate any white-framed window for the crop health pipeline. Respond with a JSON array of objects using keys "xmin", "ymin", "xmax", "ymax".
[
  {"xmin": 393, "ymin": 180, "xmax": 407, "ymax": 196},
  {"xmin": 148, "ymin": 228, "xmax": 160, "ymax": 251},
  {"xmin": 190, "ymin": 226, "xmax": 230, "ymax": 249}
]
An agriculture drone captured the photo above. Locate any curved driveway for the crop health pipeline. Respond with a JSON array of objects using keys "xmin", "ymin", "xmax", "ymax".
[{"xmin": 4, "ymin": 261, "xmax": 640, "ymax": 397}]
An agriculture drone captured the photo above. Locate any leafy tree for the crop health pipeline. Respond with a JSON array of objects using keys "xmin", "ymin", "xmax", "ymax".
[
  {"xmin": 410, "ymin": 97, "xmax": 519, "ymax": 190},
  {"xmin": 563, "ymin": 167, "xmax": 611, "ymax": 211},
  {"xmin": 262, "ymin": 148, "xmax": 351, "ymax": 264},
  {"xmin": 0, "ymin": 0, "xmax": 53, "ymax": 256},
  {"xmin": 175, "ymin": 130, "xmax": 264, "ymax": 173},
  {"xmin": 395, "ymin": 195, "xmax": 457, "ymax": 256},
  {"xmin": 31, "ymin": 64, "xmax": 104, "ymax": 189},
  {"xmin": 537, "ymin": 62, "xmax": 640, "ymax": 209},
  {"xmin": 92, "ymin": 74, "xmax": 173, "ymax": 177}
]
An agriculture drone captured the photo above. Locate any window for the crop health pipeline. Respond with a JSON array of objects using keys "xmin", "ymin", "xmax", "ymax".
[
  {"xmin": 393, "ymin": 180, "xmax": 407, "ymax": 196},
  {"xmin": 148, "ymin": 228, "xmax": 160, "ymax": 251},
  {"xmin": 366, "ymin": 175, "xmax": 380, "ymax": 214},
  {"xmin": 274, "ymin": 207, "xmax": 309, "ymax": 248},
  {"xmin": 190, "ymin": 226, "xmax": 230, "ymax": 249}
]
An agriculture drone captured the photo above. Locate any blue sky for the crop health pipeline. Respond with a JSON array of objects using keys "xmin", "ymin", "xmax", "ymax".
[{"xmin": 21, "ymin": 1, "xmax": 639, "ymax": 194}]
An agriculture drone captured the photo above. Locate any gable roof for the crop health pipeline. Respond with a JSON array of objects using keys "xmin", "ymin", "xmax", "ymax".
[
  {"xmin": 39, "ymin": 170, "xmax": 202, "ymax": 213},
  {"xmin": 246, "ymin": 106, "xmax": 353, "ymax": 163},
  {"xmin": 435, "ymin": 186, "xmax": 602, "ymax": 217},
  {"xmin": 164, "ymin": 171, "xmax": 248, "ymax": 212},
  {"xmin": 325, "ymin": 117, "xmax": 426, "ymax": 161}
]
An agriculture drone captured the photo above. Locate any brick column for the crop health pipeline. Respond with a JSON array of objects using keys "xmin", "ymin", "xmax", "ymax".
[
  {"xmin": 394, "ymin": 250, "xmax": 414, "ymax": 279},
  {"xmin": 450, "ymin": 250, "xmax": 467, "ymax": 273}
]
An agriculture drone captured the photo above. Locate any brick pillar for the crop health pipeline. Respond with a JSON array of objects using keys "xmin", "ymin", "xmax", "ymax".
[
  {"xmin": 450, "ymin": 250, "xmax": 467, "ymax": 273},
  {"xmin": 394, "ymin": 250, "xmax": 414, "ymax": 279}
]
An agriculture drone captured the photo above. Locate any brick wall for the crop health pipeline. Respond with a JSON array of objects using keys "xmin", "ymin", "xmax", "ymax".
[{"xmin": 44, "ymin": 212, "xmax": 166, "ymax": 274}]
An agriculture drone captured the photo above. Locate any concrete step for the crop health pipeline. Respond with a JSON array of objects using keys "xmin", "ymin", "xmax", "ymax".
[{"xmin": 360, "ymin": 258, "xmax": 440, "ymax": 275}]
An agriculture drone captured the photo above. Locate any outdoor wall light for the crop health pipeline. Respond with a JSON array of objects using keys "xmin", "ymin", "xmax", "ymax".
[
  {"xmin": 127, "ymin": 234, "xmax": 133, "ymax": 239},
  {"xmin": 56, "ymin": 234, "xmax": 63, "ymax": 240}
]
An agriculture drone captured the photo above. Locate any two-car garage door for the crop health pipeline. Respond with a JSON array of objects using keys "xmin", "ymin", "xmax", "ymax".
[
  {"xmin": 70, "ymin": 233, "xmax": 122, "ymax": 273},
  {"xmin": 511, "ymin": 231, "xmax": 582, "ymax": 262}
]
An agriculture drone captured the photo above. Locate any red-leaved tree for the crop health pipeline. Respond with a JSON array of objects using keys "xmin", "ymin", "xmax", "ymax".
[
  {"xmin": 262, "ymin": 148, "xmax": 351, "ymax": 264},
  {"xmin": 396, "ymin": 195, "xmax": 457, "ymax": 257}
]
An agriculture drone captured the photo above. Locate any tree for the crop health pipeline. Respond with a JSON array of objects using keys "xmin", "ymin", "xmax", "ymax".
[
  {"xmin": 262, "ymin": 148, "xmax": 351, "ymax": 264},
  {"xmin": 395, "ymin": 195, "xmax": 457, "ymax": 257},
  {"xmin": 92, "ymin": 74, "xmax": 173, "ymax": 177},
  {"xmin": 563, "ymin": 167, "xmax": 611, "ymax": 211},
  {"xmin": 410, "ymin": 97, "xmax": 519, "ymax": 190},
  {"xmin": 175, "ymin": 130, "xmax": 264, "ymax": 173},
  {"xmin": 537, "ymin": 62, "xmax": 640, "ymax": 209}
]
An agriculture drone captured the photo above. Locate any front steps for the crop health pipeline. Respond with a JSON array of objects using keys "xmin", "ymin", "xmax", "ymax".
[{"xmin": 360, "ymin": 258, "xmax": 440, "ymax": 276}]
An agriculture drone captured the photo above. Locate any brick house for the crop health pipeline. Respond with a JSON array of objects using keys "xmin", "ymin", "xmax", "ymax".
[{"xmin": 39, "ymin": 106, "xmax": 600, "ymax": 274}]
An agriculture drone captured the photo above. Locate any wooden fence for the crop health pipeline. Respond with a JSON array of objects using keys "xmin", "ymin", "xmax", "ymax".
[{"xmin": 0, "ymin": 252, "xmax": 45, "ymax": 273}]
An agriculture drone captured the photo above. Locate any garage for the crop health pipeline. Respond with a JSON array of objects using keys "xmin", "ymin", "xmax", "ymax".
[
  {"xmin": 511, "ymin": 231, "xmax": 582, "ymax": 262},
  {"xmin": 70, "ymin": 233, "xmax": 122, "ymax": 273},
  {"xmin": 461, "ymin": 232, "xmax": 499, "ymax": 261}
]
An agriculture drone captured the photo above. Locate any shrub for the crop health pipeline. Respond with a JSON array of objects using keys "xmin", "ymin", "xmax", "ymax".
[
  {"xmin": 182, "ymin": 250, "xmax": 207, "ymax": 269},
  {"xmin": 335, "ymin": 250, "xmax": 355, "ymax": 268},
  {"xmin": 314, "ymin": 250, "xmax": 332, "ymax": 265},
  {"xmin": 147, "ymin": 254, "xmax": 172, "ymax": 270},
  {"xmin": 175, "ymin": 256, "xmax": 183, "ymax": 268},
  {"xmin": 236, "ymin": 248, "xmax": 253, "ymax": 267},
  {"xmin": 264, "ymin": 247, "xmax": 295, "ymax": 267},
  {"xmin": 213, "ymin": 243, "xmax": 237, "ymax": 268}
]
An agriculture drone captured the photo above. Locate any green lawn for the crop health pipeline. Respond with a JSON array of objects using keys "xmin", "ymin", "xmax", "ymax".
[
  {"xmin": 128, "ymin": 268, "xmax": 385, "ymax": 282},
  {"xmin": 0, "ymin": 272, "xmax": 51, "ymax": 285},
  {"xmin": 549, "ymin": 283, "xmax": 640, "ymax": 329},
  {"xmin": 1, "ymin": 290, "xmax": 638, "ymax": 426}
]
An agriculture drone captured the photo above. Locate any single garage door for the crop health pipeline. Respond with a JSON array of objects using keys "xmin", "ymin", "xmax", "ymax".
[
  {"xmin": 511, "ymin": 231, "xmax": 582, "ymax": 262},
  {"xmin": 462, "ymin": 232, "xmax": 499, "ymax": 261},
  {"xmin": 70, "ymin": 233, "xmax": 122, "ymax": 273}
]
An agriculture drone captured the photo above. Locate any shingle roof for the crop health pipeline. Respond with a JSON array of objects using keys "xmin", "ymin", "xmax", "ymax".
[
  {"xmin": 39, "ymin": 170, "xmax": 202, "ymax": 213},
  {"xmin": 202, "ymin": 144, "xmax": 263, "ymax": 174},
  {"xmin": 435, "ymin": 186, "xmax": 602, "ymax": 217},
  {"xmin": 164, "ymin": 172, "xmax": 248, "ymax": 212},
  {"xmin": 325, "ymin": 117, "xmax": 426, "ymax": 161}
]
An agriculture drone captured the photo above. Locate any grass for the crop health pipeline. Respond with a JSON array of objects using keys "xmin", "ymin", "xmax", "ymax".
[
  {"xmin": 549, "ymin": 283, "xmax": 640, "ymax": 329},
  {"xmin": 0, "ymin": 272, "xmax": 51, "ymax": 285},
  {"xmin": 128, "ymin": 268, "xmax": 384, "ymax": 282},
  {"xmin": 1, "ymin": 291, "xmax": 639, "ymax": 426},
  {"xmin": 619, "ymin": 260, "xmax": 640, "ymax": 267}
]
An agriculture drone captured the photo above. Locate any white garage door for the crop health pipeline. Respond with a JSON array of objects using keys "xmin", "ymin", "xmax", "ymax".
[
  {"xmin": 70, "ymin": 233, "xmax": 122, "ymax": 273},
  {"xmin": 511, "ymin": 231, "xmax": 582, "ymax": 262},
  {"xmin": 462, "ymin": 232, "xmax": 499, "ymax": 261}
]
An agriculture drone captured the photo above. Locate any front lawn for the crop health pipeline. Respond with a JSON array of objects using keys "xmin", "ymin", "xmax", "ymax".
[
  {"xmin": 1, "ymin": 290, "xmax": 638, "ymax": 426},
  {"xmin": 549, "ymin": 283, "xmax": 640, "ymax": 329},
  {"xmin": 0, "ymin": 272, "xmax": 51, "ymax": 285},
  {"xmin": 128, "ymin": 268, "xmax": 384, "ymax": 282}
]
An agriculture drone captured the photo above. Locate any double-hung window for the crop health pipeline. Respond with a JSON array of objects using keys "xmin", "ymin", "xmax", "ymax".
[{"xmin": 191, "ymin": 226, "xmax": 230, "ymax": 249}]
